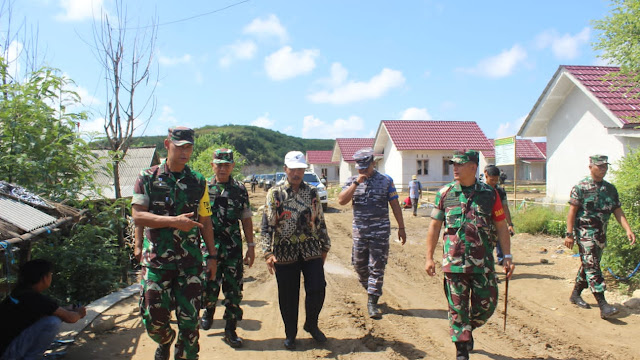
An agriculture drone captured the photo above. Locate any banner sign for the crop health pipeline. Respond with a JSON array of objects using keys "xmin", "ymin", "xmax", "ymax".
[{"xmin": 495, "ymin": 137, "xmax": 516, "ymax": 166}]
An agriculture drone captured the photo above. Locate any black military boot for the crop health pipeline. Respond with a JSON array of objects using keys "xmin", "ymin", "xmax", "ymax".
[
  {"xmin": 455, "ymin": 341, "xmax": 469, "ymax": 360},
  {"xmin": 367, "ymin": 294, "xmax": 382, "ymax": 319},
  {"xmin": 154, "ymin": 342, "xmax": 171, "ymax": 360},
  {"xmin": 594, "ymin": 292, "xmax": 619, "ymax": 319},
  {"xmin": 223, "ymin": 319, "xmax": 243, "ymax": 348},
  {"xmin": 303, "ymin": 323, "xmax": 327, "ymax": 343},
  {"xmin": 569, "ymin": 283, "xmax": 591, "ymax": 309},
  {"xmin": 200, "ymin": 308, "xmax": 214, "ymax": 330}
]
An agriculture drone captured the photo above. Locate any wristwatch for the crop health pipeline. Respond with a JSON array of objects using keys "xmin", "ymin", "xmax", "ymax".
[
  {"xmin": 503, "ymin": 254, "xmax": 513, "ymax": 260},
  {"xmin": 565, "ymin": 232, "xmax": 574, "ymax": 239}
]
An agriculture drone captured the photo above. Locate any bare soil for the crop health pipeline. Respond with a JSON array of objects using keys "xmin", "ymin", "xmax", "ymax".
[{"xmin": 65, "ymin": 187, "xmax": 640, "ymax": 360}]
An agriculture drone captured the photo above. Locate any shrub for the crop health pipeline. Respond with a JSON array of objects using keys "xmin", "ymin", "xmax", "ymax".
[{"xmin": 512, "ymin": 204, "xmax": 567, "ymax": 236}]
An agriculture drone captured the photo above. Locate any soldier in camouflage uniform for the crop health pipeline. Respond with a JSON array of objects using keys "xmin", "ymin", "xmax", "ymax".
[
  {"xmin": 262, "ymin": 151, "xmax": 331, "ymax": 350},
  {"xmin": 132, "ymin": 127, "xmax": 216, "ymax": 360},
  {"xmin": 424, "ymin": 150, "xmax": 515, "ymax": 360},
  {"xmin": 199, "ymin": 149, "xmax": 255, "ymax": 349},
  {"xmin": 338, "ymin": 148, "xmax": 406, "ymax": 319},
  {"xmin": 565, "ymin": 154, "xmax": 636, "ymax": 319}
]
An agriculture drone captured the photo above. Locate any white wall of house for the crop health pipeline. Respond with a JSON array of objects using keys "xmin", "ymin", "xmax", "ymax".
[
  {"xmin": 482, "ymin": 159, "xmax": 545, "ymax": 181},
  {"xmin": 547, "ymin": 87, "xmax": 625, "ymax": 202},
  {"xmin": 339, "ymin": 160, "xmax": 357, "ymax": 185},
  {"xmin": 380, "ymin": 149, "xmax": 456, "ymax": 192},
  {"xmin": 309, "ymin": 164, "xmax": 339, "ymax": 183}
]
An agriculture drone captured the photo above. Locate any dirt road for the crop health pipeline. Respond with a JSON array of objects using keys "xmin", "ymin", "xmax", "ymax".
[{"xmin": 66, "ymin": 188, "xmax": 640, "ymax": 359}]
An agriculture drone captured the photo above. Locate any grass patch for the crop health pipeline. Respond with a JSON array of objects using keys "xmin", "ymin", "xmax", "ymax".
[{"xmin": 512, "ymin": 204, "xmax": 567, "ymax": 237}]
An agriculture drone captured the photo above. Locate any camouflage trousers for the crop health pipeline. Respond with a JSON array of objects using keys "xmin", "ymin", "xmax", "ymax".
[
  {"xmin": 352, "ymin": 236, "xmax": 389, "ymax": 296},
  {"xmin": 202, "ymin": 252, "xmax": 244, "ymax": 320},
  {"xmin": 575, "ymin": 235, "xmax": 607, "ymax": 293},
  {"xmin": 443, "ymin": 272, "xmax": 498, "ymax": 342},
  {"xmin": 140, "ymin": 266, "xmax": 203, "ymax": 359}
]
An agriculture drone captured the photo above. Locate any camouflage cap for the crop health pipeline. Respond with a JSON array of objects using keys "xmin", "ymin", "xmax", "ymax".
[
  {"xmin": 167, "ymin": 126, "xmax": 194, "ymax": 146},
  {"xmin": 590, "ymin": 154, "xmax": 610, "ymax": 166},
  {"xmin": 213, "ymin": 148, "xmax": 234, "ymax": 164},
  {"xmin": 353, "ymin": 147, "xmax": 374, "ymax": 169},
  {"xmin": 449, "ymin": 150, "xmax": 479, "ymax": 165}
]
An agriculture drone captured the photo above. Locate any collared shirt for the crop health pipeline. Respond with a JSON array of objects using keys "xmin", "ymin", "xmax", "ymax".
[
  {"xmin": 343, "ymin": 171, "xmax": 398, "ymax": 238},
  {"xmin": 132, "ymin": 159, "xmax": 212, "ymax": 270},
  {"xmin": 261, "ymin": 179, "xmax": 330, "ymax": 264},
  {"xmin": 431, "ymin": 180, "xmax": 505, "ymax": 274},
  {"xmin": 207, "ymin": 176, "xmax": 252, "ymax": 258},
  {"xmin": 569, "ymin": 176, "xmax": 621, "ymax": 236}
]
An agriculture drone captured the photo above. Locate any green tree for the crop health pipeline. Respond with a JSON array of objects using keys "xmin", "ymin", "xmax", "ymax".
[
  {"xmin": 0, "ymin": 59, "xmax": 96, "ymax": 200},
  {"xmin": 593, "ymin": 0, "xmax": 640, "ymax": 85}
]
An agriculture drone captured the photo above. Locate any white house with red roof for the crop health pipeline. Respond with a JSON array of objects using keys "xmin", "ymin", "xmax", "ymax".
[
  {"xmin": 519, "ymin": 65, "xmax": 640, "ymax": 202},
  {"xmin": 482, "ymin": 139, "xmax": 547, "ymax": 181},
  {"xmin": 332, "ymin": 138, "xmax": 375, "ymax": 184},
  {"xmin": 305, "ymin": 150, "xmax": 339, "ymax": 183},
  {"xmin": 372, "ymin": 120, "xmax": 493, "ymax": 191}
]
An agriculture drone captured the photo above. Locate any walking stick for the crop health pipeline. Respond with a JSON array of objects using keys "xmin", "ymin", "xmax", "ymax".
[{"xmin": 503, "ymin": 277, "xmax": 509, "ymax": 331}]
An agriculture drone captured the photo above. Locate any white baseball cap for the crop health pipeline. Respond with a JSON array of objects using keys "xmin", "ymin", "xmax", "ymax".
[{"xmin": 284, "ymin": 151, "xmax": 307, "ymax": 169}]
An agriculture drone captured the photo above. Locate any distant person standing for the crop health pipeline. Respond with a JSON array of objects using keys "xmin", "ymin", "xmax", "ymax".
[
  {"xmin": 338, "ymin": 147, "xmax": 406, "ymax": 319},
  {"xmin": 0, "ymin": 259, "xmax": 86, "ymax": 360},
  {"xmin": 262, "ymin": 151, "xmax": 331, "ymax": 350},
  {"xmin": 499, "ymin": 169, "xmax": 507, "ymax": 185},
  {"xmin": 200, "ymin": 149, "xmax": 255, "ymax": 348},
  {"xmin": 408, "ymin": 175, "xmax": 422, "ymax": 217},
  {"xmin": 484, "ymin": 165, "xmax": 514, "ymax": 265},
  {"xmin": 132, "ymin": 126, "xmax": 216, "ymax": 360},
  {"xmin": 424, "ymin": 150, "xmax": 514, "ymax": 360},
  {"xmin": 250, "ymin": 175, "xmax": 257, "ymax": 193},
  {"xmin": 565, "ymin": 155, "xmax": 636, "ymax": 319}
]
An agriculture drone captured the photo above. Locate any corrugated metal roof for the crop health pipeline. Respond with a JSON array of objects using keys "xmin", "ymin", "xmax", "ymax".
[
  {"xmin": 335, "ymin": 138, "xmax": 375, "ymax": 162},
  {"xmin": 381, "ymin": 120, "xmax": 493, "ymax": 150},
  {"xmin": 89, "ymin": 147, "xmax": 159, "ymax": 199},
  {"xmin": 0, "ymin": 197, "xmax": 57, "ymax": 232},
  {"xmin": 306, "ymin": 150, "xmax": 337, "ymax": 164}
]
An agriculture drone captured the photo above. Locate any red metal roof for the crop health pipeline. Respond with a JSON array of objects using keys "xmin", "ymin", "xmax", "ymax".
[
  {"xmin": 482, "ymin": 139, "xmax": 546, "ymax": 160},
  {"xmin": 381, "ymin": 120, "xmax": 492, "ymax": 150},
  {"xmin": 336, "ymin": 138, "xmax": 375, "ymax": 162},
  {"xmin": 306, "ymin": 150, "xmax": 336, "ymax": 164},
  {"xmin": 534, "ymin": 142, "xmax": 546, "ymax": 157},
  {"xmin": 564, "ymin": 65, "xmax": 640, "ymax": 125}
]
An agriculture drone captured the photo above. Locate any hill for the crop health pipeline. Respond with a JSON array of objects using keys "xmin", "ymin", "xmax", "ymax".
[{"xmin": 125, "ymin": 125, "xmax": 334, "ymax": 166}]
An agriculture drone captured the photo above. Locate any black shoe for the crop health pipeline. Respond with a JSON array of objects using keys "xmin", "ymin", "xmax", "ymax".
[
  {"xmin": 283, "ymin": 337, "xmax": 296, "ymax": 350},
  {"xmin": 223, "ymin": 320, "xmax": 243, "ymax": 348},
  {"xmin": 467, "ymin": 332, "xmax": 474, "ymax": 352},
  {"xmin": 200, "ymin": 308, "xmax": 214, "ymax": 330},
  {"xmin": 594, "ymin": 292, "xmax": 620, "ymax": 319},
  {"xmin": 303, "ymin": 323, "xmax": 327, "ymax": 343},
  {"xmin": 154, "ymin": 342, "xmax": 171, "ymax": 360},
  {"xmin": 455, "ymin": 341, "xmax": 469, "ymax": 360},
  {"xmin": 367, "ymin": 294, "xmax": 382, "ymax": 319},
  {"xmin": 569, "ymin": 284, "xmax": 591, "ymax": 309}
]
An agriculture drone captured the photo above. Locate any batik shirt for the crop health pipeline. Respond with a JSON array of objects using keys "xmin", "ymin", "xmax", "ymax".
[
  {"xmin": 344, "ymin": 171, "xmax": 399, "ymax": 239},
  {"xmin": 207, "ymin": 177, "xmax": 252, "ymax": 258},
  {"xmin": 132, "ymin": 160, "xmax": 212, "ymax": 270},
  {"xmin": 261, "ymin": 179, "xmax": 330, "ymax": 264},
  {"xmin": 431, "ymin": 180, "xmax": 505, "ymax": 274},
  {"xmin": 569, "ymin": 176, "xmax": 621, "ymax": 239}
]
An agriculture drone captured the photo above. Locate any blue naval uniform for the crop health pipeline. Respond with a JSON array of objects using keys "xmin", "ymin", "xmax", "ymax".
[{"xmin": 343, "ymin": 170, "xmax": 399, "ymax": 296}]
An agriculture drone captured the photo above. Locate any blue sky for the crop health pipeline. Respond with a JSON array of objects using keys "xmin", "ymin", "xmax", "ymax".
[{"xmin": 5, "ymin": 0, "xmax": 612, "ymax": 140}]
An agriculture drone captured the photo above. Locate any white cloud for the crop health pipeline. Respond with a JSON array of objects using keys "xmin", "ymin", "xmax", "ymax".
[
  {"xmin": 3, "ymin": 40, "xmax": 23, "ymax": 78},
  {"xmin": 535, "ymin": 27, "xmax": 590, "ymax": 60},
  {"xmin": 308, "ymin": 66, "xmax": 405, "ymax": 104},
  {"xmin": 137, "ymin": 105, "xmax": 180, "ymax": 136},
  {"xmin": 243, "ymin": 14, "xmax": 288, "ymax": 43},
  {"xmin": 265, "ymin": 46, "xmax": 319, "ymax": 80},
  {"xmin": 400, "ymin": 107, "xmax": 431, "ymax": 120},
  {"xmin": 457, "ymin": 44, "xmax": 527, "ymax": 78},
  {"xmin": 302, "ymin": 115, "xmax": 365, "ymax": 139},
  {"xmin": 159, "ymin": 54, "xmax": 192, "ymax": 66},
  {"xmin": 251, "ymin": 113, "xmax": 275, "ymax": 128},
  {"xmin": 56, "ymin": 0, "xmax": 104, "ymax": 21},
  {"xmin": 219, "ymin": 40, "xmax": 257, "ymax": 67},
  {"xmin": 496, "ymin": 115, "xmax": 527, "ymax": 138}
]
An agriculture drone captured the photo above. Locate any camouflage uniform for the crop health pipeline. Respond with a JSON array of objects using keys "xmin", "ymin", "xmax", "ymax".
[
  {"xmin": 202, "ymin": 176, "xmax": 252, "ymax": 320},
  {"xmin": 344, "ymin": 170, "xmax": 398, "ymax": 296},
  {"xmin": 569, "ymin": 175, "xmax": 620, "ymax": 293},
  {"xmin": 432, "ymin": 179, "xmax": 504, "ymax": 342},
  {"xmin": 133, "ymin": 158, "xmax": 211, "ymax": 360}
]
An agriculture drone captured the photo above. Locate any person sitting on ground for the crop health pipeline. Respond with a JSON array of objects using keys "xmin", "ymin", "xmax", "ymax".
[
  {"xmin": 403, "ymin": 196, "xmax": 412, "ymax": 209},
  {"xmin": 0, "ymin": 259, "xmax": 87, "ymax": 360}
]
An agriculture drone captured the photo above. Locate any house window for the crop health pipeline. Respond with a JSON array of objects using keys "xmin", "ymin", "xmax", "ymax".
[
  {"xmin": 417, "ymin": 160, "xmax": 429, "ymax": 175},
  {"xmin": 443, "ymin": 159, "xmax": 450, "ymax": 176}
]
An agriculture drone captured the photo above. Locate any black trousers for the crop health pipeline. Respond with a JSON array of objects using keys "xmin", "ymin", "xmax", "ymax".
[{"xmin": 274, "ymin": 257, "xmax": 326, "ymax": 339}]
